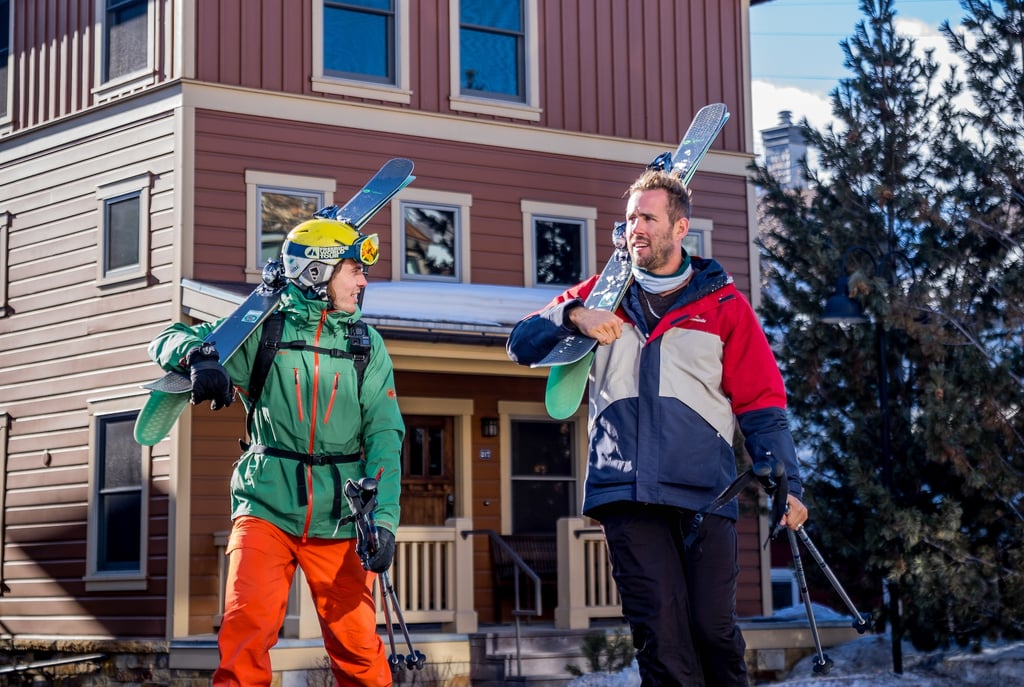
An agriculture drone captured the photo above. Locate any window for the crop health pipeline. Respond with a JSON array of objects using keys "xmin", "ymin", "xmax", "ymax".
[
  {"xmin": 94, "ymin": 0, "xmax": 155, "ymax": 98},
  {"xmin": 85, "ymin": 395, "xmax": 149, "ymax": 590},
  {"xmin": 312, "ymin": 0, "xmax": 411, "ymax": 103},
  {"xmin": 244, "ymin": 171, "xmax": 336, "ymax": 280},
  {"xmin": 508, "ymin": 419, "xmax": 577, "ymax": 534},
  {"xmin": 450, "ymin": 0, "xmax": 540, "ymax": 120},
  {"xmin": 521, "ymin": 200, "xmax": 597, "ymax": 288},
  {"xmin": 391, "ymin": 188, "xmax": 472, "ymax": 283},
  {"xmin": 771, "ymin": 567, "xmax": 800, "ymax": 611},
  {"xmin": 1, "ymin": 0, "xmax": 10, "ymax": 123},
  {"xmin": 96, "ymin": 173, "xmax": 151, "ymax": 288},
  {"xmin": 401, "ymin": 415, "xmax": 456, "ymax": 526},
  {"xmin": 685, "ymin": 217, "xmax": 714, "ymax": 258}
]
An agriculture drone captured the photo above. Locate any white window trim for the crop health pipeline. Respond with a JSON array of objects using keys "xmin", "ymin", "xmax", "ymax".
[
  {"xmin": 496, "ymin": 400, "xmax": 586, "ymax": 535},
  {"xmin": 390, "ymin": 187, "xmax": 472, "ymax": 283},
  {"xmin": 92, "ymin": 0, "xmax": 157, "ymax": 101},
  {"xmin": 244, "ymin": 170, "xmax": 336, "ymax": 282},
  {"xmin": 688, "ymin": 217, "xmax": 714, "ymax": 258},
  {"xmin": 84, "ymin": 392, "xmax": 150, "ymax": 591},
  {"xmin": 520, "ymin": 200, "xmax": 596, "ymax": 288},
  {"xmin": 0, "ymin": 0, "xmax": 12, "ymax": 128},
  {"xmin": 311, "ymin": 0, "xmax": 412, "ymax": 104},
  {"xmin": 448, "ymin": 0, "xmax": 541, "ymax": 121},
  {"xmin": 0, "ymin": 211, "xmax": 9, "ymax": 314},
  {"xmin": 96, "ymin": 172, "xmax": 152, "ymax": 291}
]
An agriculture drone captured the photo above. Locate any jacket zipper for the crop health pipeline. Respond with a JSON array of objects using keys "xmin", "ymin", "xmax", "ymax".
[{"xmin": 301, "ymin": 311, "xmax": 330, "ymax": 540}]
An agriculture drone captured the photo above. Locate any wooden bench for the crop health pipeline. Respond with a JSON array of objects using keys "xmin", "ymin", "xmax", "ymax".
[{"xmin": 489, "ymin": 534, "xmax": 558, "ymax": 622}]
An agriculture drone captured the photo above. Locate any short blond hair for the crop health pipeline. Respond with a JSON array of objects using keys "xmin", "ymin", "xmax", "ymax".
[{"xmin": 626, "ymin": 169, "xmax": 692, "ymax": 224}]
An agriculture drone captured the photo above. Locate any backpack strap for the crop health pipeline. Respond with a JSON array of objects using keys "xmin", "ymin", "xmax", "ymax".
[
  {"xmin": 240, "ymin": 311, "xmax": 285, "ymax": 450},
  {"xmin": 239, "ymin": 314, "xmax": 372, "ymax": 450}
]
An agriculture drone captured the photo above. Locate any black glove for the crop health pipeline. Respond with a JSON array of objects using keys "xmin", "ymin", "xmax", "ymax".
[
  {"xmin": 365, "ymin": 528, "xmax": 395, "ymax": 573},
  {"xmin": 185, "ymin": 343, "xmax": 234, "ymax": 410}
]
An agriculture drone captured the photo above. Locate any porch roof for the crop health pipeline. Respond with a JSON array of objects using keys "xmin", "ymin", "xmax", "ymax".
[{"xmin": 180, "ymin": 279, "xmax": 557, "ymax": 343}]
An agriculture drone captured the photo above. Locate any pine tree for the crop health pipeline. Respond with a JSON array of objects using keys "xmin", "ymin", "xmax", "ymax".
[{"xmin": 753, "ymin": 0, "xmax": 1024, "ymax": 653}]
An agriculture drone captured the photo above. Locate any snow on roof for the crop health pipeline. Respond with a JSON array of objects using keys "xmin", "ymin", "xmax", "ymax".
[{"xmin": 181, "ymin": 279, "xmax": 558, "ymax": 337}]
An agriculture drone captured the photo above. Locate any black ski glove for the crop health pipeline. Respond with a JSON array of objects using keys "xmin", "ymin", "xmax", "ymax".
[
  {"xmin": 365, "ymin": 528, "xmax": 395, "ymax": 573},
  {"xmin": 184, "ymin": 343, "xmax": 234, "ymax": 410}
]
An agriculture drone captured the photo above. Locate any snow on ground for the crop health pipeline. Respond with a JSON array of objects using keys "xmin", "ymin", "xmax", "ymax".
[{"xmin": 565, "ymin": 633, "xmax": 1024, "ymax": 686}]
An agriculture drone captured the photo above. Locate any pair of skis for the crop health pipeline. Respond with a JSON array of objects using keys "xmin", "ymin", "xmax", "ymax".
[
  {"xmin": 133, "ymin": 158, "xmax": 415, "ymax": 446},
  {"xmin": 534, "ymin": 103, "xmax": 731, "ymax": 419}
]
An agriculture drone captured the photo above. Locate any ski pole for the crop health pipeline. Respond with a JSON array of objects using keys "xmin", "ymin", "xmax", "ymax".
[
  {"xmin": 343, "ymin": 477, "xmax": 427, "ymax": 672},
  {"xmin": 794, "ymin": 526, "xmax": 872, "ymax": 634},
  {"xmin": 787, "ymin": 528, "xmax": 833, "ymax": 675}
]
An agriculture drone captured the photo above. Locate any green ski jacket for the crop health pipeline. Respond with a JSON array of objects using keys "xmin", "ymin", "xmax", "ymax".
[{"xmin": 148, "ymin": 284, "xmax": 404, "ymax": 539}]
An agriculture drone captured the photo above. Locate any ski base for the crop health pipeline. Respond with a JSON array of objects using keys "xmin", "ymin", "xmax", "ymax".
[{"xmin": 544, "ymin": 351, "xmax": 594, "ymax": 419}]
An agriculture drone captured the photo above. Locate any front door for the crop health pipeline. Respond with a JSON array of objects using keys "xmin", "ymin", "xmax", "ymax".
[{"xmin": 400, "ymin": 415, "xmax": 455, "ymax": 525}]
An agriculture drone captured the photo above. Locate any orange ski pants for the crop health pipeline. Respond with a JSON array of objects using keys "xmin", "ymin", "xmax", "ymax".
[{"xmin": 212, "ymin": 515, "xmax": 391, "ymax": 687}]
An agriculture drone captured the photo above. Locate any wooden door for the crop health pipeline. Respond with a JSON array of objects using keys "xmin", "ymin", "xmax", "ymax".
[{"xmin": 400, "ymin": 415, "xmax": 455, "ymax": 525}]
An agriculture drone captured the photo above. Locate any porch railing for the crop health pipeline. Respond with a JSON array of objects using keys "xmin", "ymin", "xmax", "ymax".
[{"xmin": 212, "ymin": 515, "xmax": 621, "ymax": 637}]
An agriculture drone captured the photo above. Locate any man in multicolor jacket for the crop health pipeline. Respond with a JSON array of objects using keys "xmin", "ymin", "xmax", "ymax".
[
  {"xmin": 507, "ymin": 169, "xmax": 808, "ymax": 687},
  {"xmin": 149, "ymin": 218, "xmax": 404, "ymax": 687}
]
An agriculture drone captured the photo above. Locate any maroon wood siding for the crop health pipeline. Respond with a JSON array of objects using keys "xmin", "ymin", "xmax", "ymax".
[
  {"xmin": 191, "ymin": 110, "xmax": 752, "ymax": 290},
  {"xmin": 191, "ymin": 0, "xmax": 750, "ymax": 152}
]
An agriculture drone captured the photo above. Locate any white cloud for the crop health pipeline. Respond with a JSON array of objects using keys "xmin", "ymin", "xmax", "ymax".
[{"xmin": 751, "ymin": 80, "xmax": 833, "ymax": 158}]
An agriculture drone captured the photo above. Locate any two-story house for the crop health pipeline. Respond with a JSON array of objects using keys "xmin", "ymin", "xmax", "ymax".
[{"xmin": 1, "ymin": 0, "xmax": 854, "ymax": 684}]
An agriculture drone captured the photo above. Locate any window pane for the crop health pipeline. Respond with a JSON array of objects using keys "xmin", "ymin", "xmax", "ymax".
[
  {"xmin": 461, "ymin": 0, "xmax": 521, "ymax": 31},
  {"xmin": 106, "ymin": 195, "xmax": 141, "ymax": 272},
  {"xmin": 511, "ymin": 420, "xmax": 573, "ymax": 477},
  {"xmin": 460, "ymin": 29, "xmax": 520, "ymax": 97},
  {"xmin": 101, "ymin": 417, "xmax": 142, "ymax": 489},
  {"xmin": 460, "ymin": 0, "xmax": 523, "ymax": 98},
  {"xmin": 427, "ymin": 426, "xmax": 444, "ymax": 476},
  {"xmin": 535, "ymin": 218, "xmax": 584, "ymax": 286},
  {"xmin": 511, "ymin": 480, "xmax": 574, "ymax": 535},
  {"xmin": 106, "ymin": 0, "xmax": 148, "ymax": 81},
  {"xmin": 260, "ymin": 189, "xmax": 322, "ymax": 266},
  {"xmin": 403, "ymin": 205, "xmax": 458, "ymax": 279},
  {"xmin": 99, "ymin": 492, "xmax": 141, "ymax": 568},
  {"xmin": 324, "ymin": 1, "xmax": 394, "ymax": 83}
]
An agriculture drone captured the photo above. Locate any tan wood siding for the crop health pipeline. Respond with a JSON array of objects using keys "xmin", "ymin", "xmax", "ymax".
[{"xmin": 0, "ymin": 112, "xmax": 178, "ymax": 638}]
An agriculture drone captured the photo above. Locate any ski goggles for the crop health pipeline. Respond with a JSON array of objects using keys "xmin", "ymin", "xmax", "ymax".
[{"xmin": 291, "ymin": 233, "xmax": 380, "ymax": 267}]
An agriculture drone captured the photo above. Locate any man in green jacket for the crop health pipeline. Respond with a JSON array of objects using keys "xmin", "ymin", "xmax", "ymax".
[{"xmin": 148, "ymin": 218, "xmax": 404, "ymax": 686}]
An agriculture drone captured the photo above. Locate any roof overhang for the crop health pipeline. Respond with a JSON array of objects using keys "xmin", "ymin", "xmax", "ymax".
[{"xmin": 180, "ymin": 279, "xmax": 557, "ymax": 377}]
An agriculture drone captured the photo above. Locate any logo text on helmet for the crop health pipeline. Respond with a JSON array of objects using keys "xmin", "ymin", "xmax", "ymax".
[{"xmin": 304, "ymin": 245, "xmax": 348, "ymax": 261}]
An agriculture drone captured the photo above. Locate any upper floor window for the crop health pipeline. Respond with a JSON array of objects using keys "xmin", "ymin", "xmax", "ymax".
[
  {"xmin": 85, "ymin": 394, "xmax": 150, "ymax": 590},
  {"xmin": 1, "ymin": 0, "xmax": 10, "ymax": 122},
  {"xmin": 96, "ymin": 173, "xmax": 151, "ymax": 289},
  {"xmin": 312, "ymin": 0, "xmax": 411, "ymax": 104},
  {"xmin": 244, "ymin": 171, "xmax": 335, "ymax": 281},
  {"xmin": 521, "ymin": 200, "xmax": 596, "ymax": 288},
  {"xmin": 104, "ymin": 0, "xmax": 148, "ymax": 81},
  {"xmin": 94, "ymin": 0, "xmax": 155, "ymax": 99},
  {"xmin": 391, "ymin": 189, "xmax": 472, "ymax": 283},
  {"xmin": 449, "ymin": 0, "xmax": 540, "ymax": 121}
]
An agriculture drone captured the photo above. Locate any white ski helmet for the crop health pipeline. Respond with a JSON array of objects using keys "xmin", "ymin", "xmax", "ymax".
[{"xmin": 281, "ymin": 218, "xmax": 379, "ymax": 299}]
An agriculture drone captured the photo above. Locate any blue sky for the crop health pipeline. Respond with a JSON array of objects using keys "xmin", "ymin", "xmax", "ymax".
[{"xmin": 749, "ymin": 0, "xmax": 968, "ymax": 152}]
